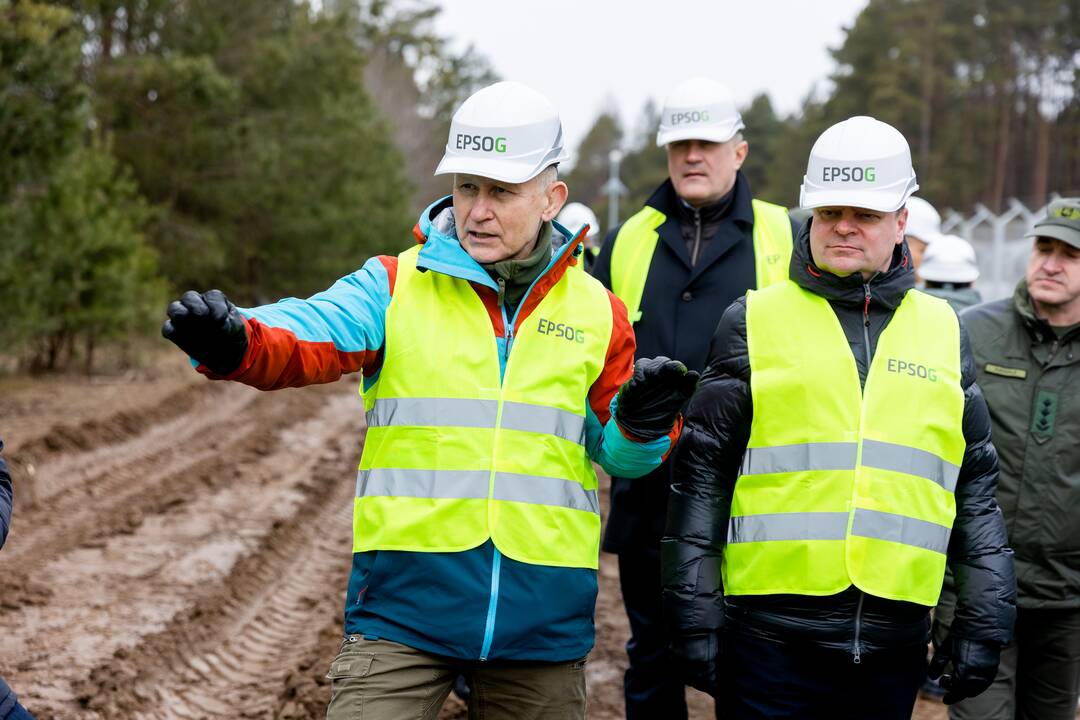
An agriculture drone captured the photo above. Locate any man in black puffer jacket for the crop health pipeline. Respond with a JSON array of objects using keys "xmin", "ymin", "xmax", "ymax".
[{"xmin": 661, "ymin": 116, "xmax": 1016, "ymax": 719}]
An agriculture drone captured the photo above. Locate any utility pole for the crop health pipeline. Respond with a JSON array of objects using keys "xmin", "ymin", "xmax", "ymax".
[{"xmin": 602, "ymin": 149, "xmax": 628, "ymax": 231}]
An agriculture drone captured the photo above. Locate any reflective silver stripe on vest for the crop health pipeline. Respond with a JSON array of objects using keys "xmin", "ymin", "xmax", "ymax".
[
  {"xmin": 860, "ymin": 439, "xmax": 960, "ymax": 493},
  {"xmin": 493, "ymin": 472, "xmax": 599, "ymax": 515},
  {"xmin": 851, "ymin": 508, "xmax": 951, "ymax": 555},
  {"xmin": 741, "ymin": 443, "xmax": 858, "ymax": 475},
  {"xmin": 356, "ymin": 469, "xmax": 599, "ymax": 515},
  {"xmin": 728, "ymin": 512, "xmax": 850, "ymax": 543},
  {"xmin": 500, "ymin": 402, "xmax": 586, "ymax": 445},
  {"xmin": 366, "ymin": 398, "xmax": 497, "ymax": 428},
  {"xmin": 356, "ymin": 468, "xmax": 490, "ymax": 499},
  {"xmin": 365, "ymin": 398, "xmax": 585, "ymax": 446}
]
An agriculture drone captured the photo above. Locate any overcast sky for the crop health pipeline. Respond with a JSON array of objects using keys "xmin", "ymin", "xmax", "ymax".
[{"xmin": 433, "ymin": 0, "xmax": 869, "ymax": 162}]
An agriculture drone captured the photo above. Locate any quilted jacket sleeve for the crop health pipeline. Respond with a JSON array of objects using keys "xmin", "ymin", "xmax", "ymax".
[
  {"xmin": 660, "ymin": 297, "xmax": 752, "ymax": 633},
  {"xmin": 0, "ymin": 440, "xmax": 11, "ymax": 550},
  {"xmin": 947, "ymin": 322, "xmax": 1017, "ymax": 645}
]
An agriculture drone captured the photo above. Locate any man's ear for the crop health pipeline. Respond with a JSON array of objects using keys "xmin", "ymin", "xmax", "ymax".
[
  {"xmin": 895, "ymin": 207, "xmax": 909, "ymax": 245},
  {"xmin": 733, "ymin": 140, "xmax": 749, "ymax": 170},
  {"xmin": 543, "ymin": 181, "xmax": 569, "ymax": 222}
]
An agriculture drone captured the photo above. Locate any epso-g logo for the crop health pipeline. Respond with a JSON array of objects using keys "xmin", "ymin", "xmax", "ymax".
[
  {"xmin": 887, "ymin": 358, "xmax": 937, "ymax": 382},
  {"xmin": 822, "ymin": 166, "xmax": 876, "ymax": 182},
  {"xmin": 455, "ymin": 134, "xmax": 507, "ymax": 153},
  {"xmin": 671, "ymin": 110, "xmax": 710, "ymax": 125},
  {"xmin": 537, "ymin": 318, "xmax": 585, "ymax": 343}
]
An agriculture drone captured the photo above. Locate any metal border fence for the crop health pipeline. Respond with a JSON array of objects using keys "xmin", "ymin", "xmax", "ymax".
[{"xmin": 941, "ymin": 195, "xmax": 1061, "ymax": 301}]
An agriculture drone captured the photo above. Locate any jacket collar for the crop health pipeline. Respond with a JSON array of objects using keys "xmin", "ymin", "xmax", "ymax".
[
  {"xmin": 788, "ymin": 218, "xmax": 915, "ymax": 309},
  {"xmin": 411, "ymin": 195, "xmax": 585, "ymax": 293},
  {"xmin": 643, "ymin": 172, "xmax": 755, "ymax": 273}
]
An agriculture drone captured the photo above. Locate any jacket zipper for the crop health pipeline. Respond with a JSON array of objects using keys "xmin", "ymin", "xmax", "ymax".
[
  {"xmin": 478, "ymin": 236, "xmax": 573, "ymax": 661},
  {"xmin": 480, "ymin": 293, "xmax": 511, "ymax": 661},
  {"xmin": 862, "ymin": 284, "xmax": 872, "ymax": 374},
  {"xmin": 852, "ymin": 591, "xmax": 865, "ymax": 663},
  {"xmin": 853, "ymin": 285, "xmax": 871, "ymax": 664},
  {"xmin": 691, "ymin": 208, "xmax": 702, "ymax": 266}
]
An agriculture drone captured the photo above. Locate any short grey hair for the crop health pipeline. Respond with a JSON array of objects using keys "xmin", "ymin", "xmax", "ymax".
[{"xmin": 535, "ymin": 164, "xmax": 559, "ymax": 188}]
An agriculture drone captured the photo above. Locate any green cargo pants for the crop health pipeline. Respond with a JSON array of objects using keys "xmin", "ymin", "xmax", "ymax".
[{"xmin": 325, "ymin": 635, "xmax": 587, "ymax": 720}]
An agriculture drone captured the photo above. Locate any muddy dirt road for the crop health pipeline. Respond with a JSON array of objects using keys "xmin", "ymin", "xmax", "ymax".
[{"xmin": 0, "ymin": 358, "xmax": 951, "ymax": 718}]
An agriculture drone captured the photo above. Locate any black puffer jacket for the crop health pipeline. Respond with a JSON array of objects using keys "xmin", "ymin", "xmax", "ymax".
[{"xmin": 661, "ymin": 221, "xmax": 1016, "ymax": 657}]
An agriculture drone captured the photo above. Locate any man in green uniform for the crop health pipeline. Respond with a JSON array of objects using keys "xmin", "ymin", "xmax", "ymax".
[{"xmin": 935, "ymin": 197, "xmax": 1080, "ymax": 720}]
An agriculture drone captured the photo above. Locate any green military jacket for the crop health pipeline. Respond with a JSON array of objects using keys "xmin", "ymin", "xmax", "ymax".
[{"xmin": 963, "ymin": 281, "xmax": 1080, "ymax": 608}]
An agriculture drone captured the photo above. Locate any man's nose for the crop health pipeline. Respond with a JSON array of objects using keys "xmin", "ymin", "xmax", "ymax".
[
  {"xmin": 470, "ymin": 195, "xmax": 495, "ymax": 221},
  {"xmin": 835, "ymin": 216, "xmax": 857, "ymax": 234},
  {"xmin": 1042, "ymin": 250, "xmax": 1064, "ymax": 274}
]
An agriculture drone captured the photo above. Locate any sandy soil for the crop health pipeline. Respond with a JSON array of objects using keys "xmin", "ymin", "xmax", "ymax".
[{"xmin": 0, "ymin": 360, "xmax": 960, "ymax": 718}]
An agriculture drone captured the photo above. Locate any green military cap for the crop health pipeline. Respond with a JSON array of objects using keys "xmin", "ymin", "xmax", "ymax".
[{"xmin": 1027, "ymin": 197, "xmax": 1080, "ymax": 249}]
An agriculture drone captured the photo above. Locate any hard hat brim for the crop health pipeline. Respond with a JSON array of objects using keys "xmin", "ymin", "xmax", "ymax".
[
  {"xmin": 800, "ymin": 187, "xmax": 913, "ymax": 214},
  {"xmin": 920, "ymin": 260, "xmax": 979, "ymax": 283},
  {"xmin": 656, "ymin": 121, "xmax": 744, "ymax": 148},
  {"xmin": 434, "ymin": 155, "xmax": 556, "ymax": 185}
]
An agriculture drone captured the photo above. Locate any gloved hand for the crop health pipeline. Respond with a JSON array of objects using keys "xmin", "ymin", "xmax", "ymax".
[
  {"xmin": 161, "ymin": 289, "xmax": 248, "ymax": 376},
  {"xmin": 671, "ymin": 632, "xmax": 719, "ymax": 696},
  {"xmin": 614, "ymin": 356, "xmax": 700, "ymax": 440},
  {"xmin": 927, "ymin": 634, "xmax": 1001, "ymax": 705}
]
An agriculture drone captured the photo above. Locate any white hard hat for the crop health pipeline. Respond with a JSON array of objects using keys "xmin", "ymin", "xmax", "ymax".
[
  {"xmin": 920, "ymin": 234, "xmax": 979, "ymax": 283},
  {"xmin": 557, "ymin": 202, "xmax": 600, "ymax": 239},
  {"xmin": 656, "ymin": 77, "xmax": 745, "ymax": 147},
  {"xmin": 800, "ymin": 116, "xmax": 919, "ymax": 212},
  {"xmin": 435, "ymin": 81, "xmax": 570, "ymax": 184},
  {"xmin": 904, "ymin": 196, "xmax": 943, "ymax": 243}
]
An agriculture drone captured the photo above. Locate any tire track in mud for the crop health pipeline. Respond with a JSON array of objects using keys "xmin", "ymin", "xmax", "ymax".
[
  {"xmin": 74, "ymin": 409, "xmax": 360, "ymax": 719},
  {"xmin": 0, "ymin": 381, "xmax": 364, "ymax": 719},
  {"xmin": 0, "ymin": 383, "xmax": 325, "ymax": 613},
  {"xmin": 14, "ymin": 382, "xmax": 251, "ymax": 508},
  {"xmin": 6, "ymin": 381, "xmax": 224, "ymax": 472}
]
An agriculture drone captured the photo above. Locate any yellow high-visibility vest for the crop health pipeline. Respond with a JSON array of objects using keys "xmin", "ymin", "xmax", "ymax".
[
  {"xmin": 727, "ymin": 280, "xmax": 966, "ymax": 606},
  {"xmin": 354, "ymin": 245, "xmax": 613, "ymax": 569},
  {"xmin": 609, "ymin": 199, "xmax": 793, "ymax": 324}
]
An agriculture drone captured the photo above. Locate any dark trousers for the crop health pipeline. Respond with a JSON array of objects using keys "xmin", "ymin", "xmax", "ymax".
[
  {"xmin": 942, "ymin": 607, "xmax": 1080, "ymax": 720},
  {"xmin": 617, "ymin": 549, "xmax": 689, "ymax": 720},
  {"xmin": 723, "ymin": 622, "xmax": 926, "ymax": 720}
]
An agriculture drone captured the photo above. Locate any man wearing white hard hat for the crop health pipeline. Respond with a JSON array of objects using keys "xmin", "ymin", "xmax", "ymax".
[
  {"xmin": 662, "ymin": 115, "xmax": 1015, "ymax": 717},
  {"xmin": 905, "ymin": 195, "xmax": 944, "ymax": 274},
  {"xmin": 160, "ymin": 81, "xmax": 697, "ymax": 719},
  {"xmin": 557, "ymin": 201, "xmax": 601, "ymax": 271},
  {"xmin": 921, "ymin": 235, "xmax": 983, "ymax": 311},
  {"xmin": 591, "ymin": 76, "xmax": 797, "ymax": 719}
]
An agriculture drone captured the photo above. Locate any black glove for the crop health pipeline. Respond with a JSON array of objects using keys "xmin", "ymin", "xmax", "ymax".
[
  {"xmin": 671, "ymin": 632, "xmax": 719, "ymax": 696},
  {"xmin": 161, "ymin": 289, "xmax": 248, "ymax": 376},
  {"xmin": 927, "ymin": 633, "xmax": 1001, "ymax": 705},
  {"xmin": 614, "ymin": 356, "xmax": 700, "ymax": 440}
]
